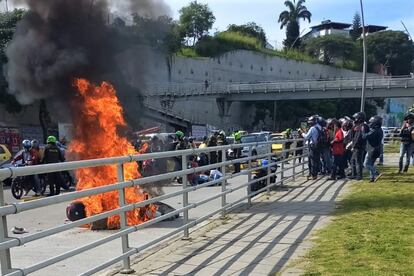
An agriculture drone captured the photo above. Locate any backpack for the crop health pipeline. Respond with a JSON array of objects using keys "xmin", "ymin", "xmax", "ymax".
[{"xmin": 316, "ymin": 127, "xmax": 329, "ymax": 148}]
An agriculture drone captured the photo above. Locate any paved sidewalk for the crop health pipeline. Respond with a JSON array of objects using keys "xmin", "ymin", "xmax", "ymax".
[{"xmin": 111, "ymin": 176, "xmax": 350, "ymax": 276}]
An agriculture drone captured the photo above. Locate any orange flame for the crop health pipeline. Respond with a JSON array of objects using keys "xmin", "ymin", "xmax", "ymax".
[{"xmin": 69, "ymin": 78, "xmax": 156, "ymax": 229}]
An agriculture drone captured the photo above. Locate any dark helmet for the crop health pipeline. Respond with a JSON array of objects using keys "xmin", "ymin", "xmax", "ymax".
[
  {"xmin": 369, "ymin": 115, "xmax": 383, "ymax": 128},
  {"xmin": 404, "ymin": 112, "xmax": 414, "ymax": 121},
  {"xmin": 203, "ymin": 135, "xmax": 208, "ymax": 142},
  {"xmin": 319, "ymin": 118, "xmax": 327, "ymax": 128},
  {"xmin": 189, "ymin": 137, "xmax": 194, "ymax": 143},
  {"xmin": 31, "ymin": 139, "xmax": 39, "ymax": 149},
  {"xmin": 328, "ymin": 118, "xmax": 339, "ymax": 129},
  {"xmin": 352, "ymin": 112, "xmax": 366, "ymax": 123}
]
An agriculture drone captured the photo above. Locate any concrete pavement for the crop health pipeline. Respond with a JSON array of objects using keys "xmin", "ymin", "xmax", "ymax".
[{"xmin": 108, "ymin": 176, "xmax": 350, "ymax": 276}]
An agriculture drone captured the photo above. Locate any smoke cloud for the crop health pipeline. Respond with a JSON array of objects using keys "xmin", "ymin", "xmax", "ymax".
[{"xmin": 6, "ymin": 0, "xmax": 169, "ymax": 109}]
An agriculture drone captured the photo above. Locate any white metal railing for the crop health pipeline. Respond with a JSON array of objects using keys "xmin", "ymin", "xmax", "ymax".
[
  {"xmin": 0, "ymin": 139, "xmax": 308, "ymax": 275},
  {"xmin": 145, "ymin": 76, "xmax": 414, "ymax": 97}
]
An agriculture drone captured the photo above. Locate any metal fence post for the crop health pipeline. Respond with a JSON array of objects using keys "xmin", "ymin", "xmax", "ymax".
[
  {"xmin": 247, "ymin": 146, "xmax": 252, "ymax": 206},
  {"xmin": 0, "ymin": 183, "xmax": 12, "ymax": 275},
  {"xmin": 281, "ymin": 161, "xmax": 285, "ymax": 186},
  {"xmin": 221, "ymin": 149, "xmax": 227, "ymax": 217},
  {"xmin": 117, "ymin": 164, "xmax": 134, "ymax": 274},
  {"xmin": 292, "ymin": 147, "xmax": 296, "ymax": 181},
  {"xmin": 267, "ymin": 143, "xmax": 271, "ymax": 195},
  {"xmin": 182, "ymin": 154, "xmax": 190, "ymax": 239}
]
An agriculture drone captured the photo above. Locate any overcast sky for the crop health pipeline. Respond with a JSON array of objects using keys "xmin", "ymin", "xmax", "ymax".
[{"xmin": 3, "ymin": 0, "xmax": 414, "ymax": 49}]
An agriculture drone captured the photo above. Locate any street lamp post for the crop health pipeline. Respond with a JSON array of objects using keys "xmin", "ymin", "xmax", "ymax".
[{"xmin": 360, "ymin": 0, "xmax": 368, "ymax": 112}]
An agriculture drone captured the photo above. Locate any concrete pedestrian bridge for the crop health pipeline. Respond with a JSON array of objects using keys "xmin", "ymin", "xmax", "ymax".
[{"xmin": 145, "ymin": 76, "xmax": 414, "ymax": 102}]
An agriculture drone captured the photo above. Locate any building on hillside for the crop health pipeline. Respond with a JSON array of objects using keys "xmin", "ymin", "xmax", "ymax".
[{"xmin": 302, "ymin": 20, "xmax": 387, "ymax": 41}]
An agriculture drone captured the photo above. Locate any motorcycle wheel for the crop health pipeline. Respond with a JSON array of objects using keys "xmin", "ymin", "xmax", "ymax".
[{"xmin": 11, "ymin": 178, "xmax": 24, "ymax": 199}]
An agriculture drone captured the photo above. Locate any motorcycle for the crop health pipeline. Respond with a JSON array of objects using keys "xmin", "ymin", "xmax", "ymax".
[{"xmin": 11, "ymin": 164, "xmax": 46, "ymax": 199}]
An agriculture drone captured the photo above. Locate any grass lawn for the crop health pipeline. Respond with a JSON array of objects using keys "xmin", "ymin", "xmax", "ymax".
[{"xmin": 301, "ymin": 167, "xmax": 414, "ymax": 275}]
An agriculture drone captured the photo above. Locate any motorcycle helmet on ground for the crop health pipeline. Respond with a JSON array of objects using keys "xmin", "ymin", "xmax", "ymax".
[
  {"xmin": 368, "ymin": 115, "xmax": 383, "ymax": 128},
  {"xmin": 352, "ymin": 112, "xmax": 366, "ymax": 123}
]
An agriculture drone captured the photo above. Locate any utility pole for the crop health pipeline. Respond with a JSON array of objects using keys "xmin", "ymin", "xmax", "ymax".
[{"xmin": 360, "ymin": 0, "xmax": 367, "ymax": 112}]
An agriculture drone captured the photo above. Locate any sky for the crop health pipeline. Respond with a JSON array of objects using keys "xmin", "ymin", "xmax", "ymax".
[{"xmin": 3, "ymin": 0, "xmax": 414, "ymax": 49}]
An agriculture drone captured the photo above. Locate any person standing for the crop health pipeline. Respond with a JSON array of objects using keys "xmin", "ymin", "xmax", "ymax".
[
  {"xmin": 364, "ymin": 116, "xmax": 384, "ymax": 182},
  {"xmin": 299, "ymin": 115, "xmax": 322, "ymax": 180},
  {"xmin": 319, "ymin": 119, "xmax": 332, "ymax": 175},
  {"xmin": 399, "ymin": 112, "xmax": 414, "ymax": 173},
  {"xmin": 349, "ymin": 112, "xmax": 369, "ymax": 180},
  {"xmin": 328, "ymin": 119, "xmax": 345, "ymax": 180},
  {"xmin": 43, "ymin": 136, "xmax": 65, "ymax": 196},
  {"xmin": 233, "ymin": 131, "xmax": 242, "ymax": 174}
]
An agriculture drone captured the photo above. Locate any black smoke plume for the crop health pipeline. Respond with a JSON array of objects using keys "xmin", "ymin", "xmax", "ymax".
[{"xmin": 6, "ymin": 0, "xmax": 169, "ymax": 124}]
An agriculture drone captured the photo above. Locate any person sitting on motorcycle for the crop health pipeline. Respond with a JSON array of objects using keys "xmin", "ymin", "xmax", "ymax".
[
  {"xmin": 42, "ymin": 136, "xmax": 65, "ymax": 196},
  {"xmin": 12, "ymin": 140, "xmax": 42, "ymax": 196}
]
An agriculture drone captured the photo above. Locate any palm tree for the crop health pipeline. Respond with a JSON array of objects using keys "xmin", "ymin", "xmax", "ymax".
[{"xmin": 278, "ymin": 0, "xmax": 312, "ymax": 49}]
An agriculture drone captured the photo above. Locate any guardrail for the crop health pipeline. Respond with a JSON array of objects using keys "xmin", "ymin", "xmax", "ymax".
[
  {"xmin": 0, "ymin": 139, "xmax": 308, "ymax": 275},
  {"xmin": 145, "ymin": 76, "xmax": 414, "ymax": 97}
]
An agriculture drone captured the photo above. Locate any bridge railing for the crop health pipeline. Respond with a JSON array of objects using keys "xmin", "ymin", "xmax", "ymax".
[
  {"xmin": 145, "ymin": 76, "xmax": 414, "ymax": 97},
  {"xmin": 0, "ymin": 139, "xmax": 308, "ymax": 275}
]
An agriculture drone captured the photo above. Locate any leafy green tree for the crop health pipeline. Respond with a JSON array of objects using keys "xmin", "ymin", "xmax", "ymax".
[
  {"xmin": 227, "ymin": 22, "xmax": 267, "ymax": 47},
  {"xmin": 132, "ymin": 15, "xmax": 183, "ymax": 55},
  {"xmin": 366, "ymin": 31, "xmax": 414, "ymax": 75},
  {"xmin": 179, "ymin": 1, "xmax": 215, "ymax": 46},
  {"xmin": 350, "ymin": 13, "xmax": 362, "ymax": 41},
  {"xmin": 278, "ymin": 0, "xmax": 312, "ymax": 49},
  {"xmin": 304, "ymin": 34, "xmax": 355, "ymax": 65},
  {"xmin": 0, "ymin": 9, "xmax": 25, "ymax": 113}
]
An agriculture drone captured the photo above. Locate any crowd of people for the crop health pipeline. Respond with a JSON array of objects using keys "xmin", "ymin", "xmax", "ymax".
[
  {"xmin": 300, "ymin": 111, "xmax": 414, "ymax": 182},
  {"xmin": 11, "ymin": 136, "xmax": 66, "ymax": 196}
]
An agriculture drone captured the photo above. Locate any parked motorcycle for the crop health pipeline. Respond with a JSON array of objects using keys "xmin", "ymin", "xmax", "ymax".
[{"xmin": 11, "ymin": 164, "xmax": 46, "ymax": 199}]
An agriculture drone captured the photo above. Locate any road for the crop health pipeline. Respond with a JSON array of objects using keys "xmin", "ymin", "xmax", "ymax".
[{"xmin": 2, "ymin": 163, "xmax": 298, "ymax": 275}]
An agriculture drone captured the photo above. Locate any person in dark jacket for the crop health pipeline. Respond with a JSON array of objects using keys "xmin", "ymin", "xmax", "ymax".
[
  {"xmin": 349, "ymin": 112, "xmax": 369, "ymax": 180},
  {"xmin": 364, "ymin": 116, "xmax": 384, "ymax": 182},
  {"xmin": 43, "ymin": 136, "xmax": 65, "ymax": 196},
  {"xmin": 399, "ymin": 112, "xmax": 414, "ymax": 173}
]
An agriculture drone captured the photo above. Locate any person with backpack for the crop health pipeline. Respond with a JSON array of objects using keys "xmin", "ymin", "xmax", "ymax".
[
  {"xmin": 364, "ymin": 116, "xmax": 384, "ymax": 182},
  {"xmin": 299, "ymin": 115, "xmax": 322, "ymax": 180},
  {"xmin": 399, "ymin": 112, "xmax": 414, "ymax": 173},
  {"xmin": 319, "ymin": 118, "xmax": 332, "ymax": 175},
  {"xmin": 349, "ymin": 112, "xmax": 369, "ymax": 180},
  {"xmin": 328, "ymin": 119, "xmax": 345, "ymax": 180}
]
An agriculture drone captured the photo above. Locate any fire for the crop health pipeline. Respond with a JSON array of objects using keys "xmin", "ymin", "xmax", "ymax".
[{"xmin": 69, "ymin": 78, "xmax": 156, "ymax": 229}]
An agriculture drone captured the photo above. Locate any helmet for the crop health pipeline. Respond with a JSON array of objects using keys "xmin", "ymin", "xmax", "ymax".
[
  {"xmin": 183, "ymin": 136, "xmax": 189, "ymax": 143},
  {"xmin": 307, "ymin": 115, "xmax": 318, "ymax": 126},
  {"xmin": 234, "ymin": 131, "xmax": 242, "ymax": 141},
  {"xmin": 203, "ymin": 135, "xmax": 208, "ymax": 142},
  {"xmin": 189, "ymin": 137, "xmax": 194, "ymax": 143},
  {"xmin": 219, "ymin": 130, "xmax": 226, "ymax": 137},
  {"xmin": 261, "ymin": 159, "xmax": 269, "ymax": 167},
  {"xmin": 369, "ymin": 115, "xmax": 383, "ymax": 128},
  {"xmin": 352, "ymin": 112, "xmax": 366, "ymax": 123},
  {"xmin": 328, "ymin": 118, "xmax": 339, "ymax": 129},
  {"xmin": 404, "ymin": 112, "xmax": 414, "ymax": 121},
  {"xmin": 175, "ymin": 131, "xmax": 184, "ymax": 139},
  {"xmin": 319, "ymin": 118, "xmax": 327, "ymax": 128},
  {"xmin": 47, "ymin": 136, "xmax": 57, "ymax": 144},
  {"xmin": 22, "ymin": 140, "xmax": 31, "ymax": 150},
  {"xmin": 31, "ymin": 139, "xmax": 39, "ymax": 149}
]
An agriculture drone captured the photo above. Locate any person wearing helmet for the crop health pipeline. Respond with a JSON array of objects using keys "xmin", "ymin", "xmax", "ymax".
[
  {"xmin": 207, "ymin": 132, "xmax": 219, "ymax": 164},
  {"xmin": 217, "ymin": 130, "xmax": 228, "ymax": 165},
  {"xmin": 299, "ymin": 115, "xmax": 322, "ymax": 180},
  {"xmin": 43, "ymin": 136, "xmax": 65, "ymax": 196},
  {"xmin": 328, "ymin": 119, "xmax": 345, "ymax": 180},
  {"xmin": 175, "ymin": 131, "xmax": 187, "ymax": 151},
  {"xmin": 398, "ymin": 112, "xmax": 414, "ymax": 173},
  {"xmin": 349, "ymin": 112, "xmax": 368, "ymax": 180},
  {"xmin": 233, "ymin": 131, "xmax": 242, "ymax": 173},
  {"xmin": 318, "ymin": 119, "xmax": 332, "ymax": 175},
  {"xmin": 187, "ymin": 137, "xmax": 196, "ymax": 149},
  {"xmin": 340, "ymin": 117, "xmax": 353, "ymax": 171},
  {"xmin": 364, "ymin": 116, "xmax": 384, "ymax": 182},
  {"xmin": 283, "ymin": 129, "xmax": 293, "ymax": 162},
  {"xmin": 11, "ymin": 140, "xmax": 32, "ymax": 165}
]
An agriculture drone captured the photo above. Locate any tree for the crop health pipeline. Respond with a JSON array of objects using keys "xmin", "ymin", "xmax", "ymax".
[
  {"xmin": 366, "ymin": 31, "xmax": 414, "ymax": 75},
  {"xmin": 132, "ymin": 15, "xmax": 184, "ymax": 55},
  {"xmin": 350, "ymin": 12, "xmax": 362, "ymax": 41},
  {"xmin": 0, "ymin": 9, "xmax": 25, "ymax": 113},
  {"xmin": 179, "ymin": 1, "xmax": 215, "ymax": 46},
  {"xmin": 227, "ymin": 22, "xmax": 267, "ymax": 47},
  {"xmin": 278, "ymin": 0, "xmax": 312, "ymax": 49},
  {"xmin": 305, "ymin": 35, "xmax": 355, "ymax": 65}
]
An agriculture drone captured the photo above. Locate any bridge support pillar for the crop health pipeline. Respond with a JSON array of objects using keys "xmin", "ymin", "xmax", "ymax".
[{"xmin": 216, "ymin": 98, "xmax": 232, "ymax": 117}]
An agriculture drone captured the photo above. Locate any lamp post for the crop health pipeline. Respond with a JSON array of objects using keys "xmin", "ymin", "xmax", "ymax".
[{"xmin": 360, "ymin": 0, "xmax": 368, "ymax": 112}]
